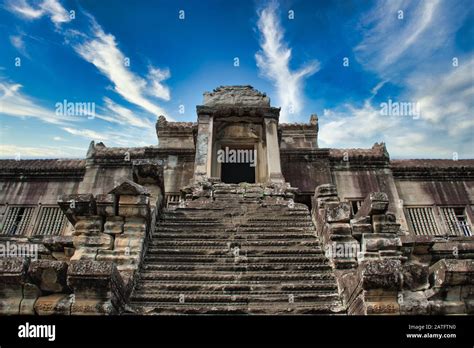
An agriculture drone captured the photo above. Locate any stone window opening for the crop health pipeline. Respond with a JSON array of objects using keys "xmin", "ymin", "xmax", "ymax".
[
  {"xmin": 1, "ymin": 206, "xmax": 35, "ymax": 235},
  {"xmin": 405, "ymin": 206, "xmax": 439, "ymax": 236},
  {"xmin": 441, "ymin": 207, "xmax": 472, "ymax": 237},
  {"xmin": 34, "ymin": 206, "xmax": 70, "ymax": 236}
]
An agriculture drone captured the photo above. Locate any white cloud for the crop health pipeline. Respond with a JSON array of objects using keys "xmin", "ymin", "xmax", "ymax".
[
  {"xmin": 9, "ymin": 35, "xmax": 28, "ymax": 57},
  {"xmin": 101, "ymin": 97, "xmax": 154, "ymax": 128},
  {"xmin": 147, "ymin": 67, "xmax": 171, "ymax": 101},
  {"xmin": 62, "ymin": 127, "xmax": 108, "ymax": 141},
  {"xmin": 73, "ymin": 21, "xmax": 171, "ymax": 119},
  {"xmin": 354, "ymin": 0, "xmax": 442, "ymax": 78},
  {"xmin": 6, "ymin": 0, "xmax": 71, "ymax": 26},
  {"xmin": 7, "ymin": 0, "xmax": 171, "ymax": 121},
  {"xmin": 255, "ymin": 2, "xmax": 319, "ymax": 121},
  {"xmin": 321, "ymin": 0, "xmax": 474, "ymax": 158},
  {"xmin": 319, "ymin": 66, "xmax": 474, "ymax": 158},
  {"xmin": 409, "ymin": 58, "xmax": 474, "ymax": 133},
  {"xmin": 0, "ymin": 81, "xmax": 64, "ymax": 125},
  {"xmin": 0, "ymin": 144, "xmax": 85, "ymax": 158}
]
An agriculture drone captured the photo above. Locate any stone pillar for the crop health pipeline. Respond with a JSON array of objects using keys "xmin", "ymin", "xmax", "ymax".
[
  {"xmin": 194, "ymin": 114, "xmax": 213, "ymax": 181},
  {"xmin": 67, "ymin": 260, "xmax": 125, "ymax": 315},
  {"xmin": 264, "ymin": 118, "xmax": 284, "ymax": 183}
]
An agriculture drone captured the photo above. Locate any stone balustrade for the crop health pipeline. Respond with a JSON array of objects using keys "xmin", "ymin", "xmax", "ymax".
[{"xmin": 313, "ymin": 183, "xmax": 474, "ymax": 315}]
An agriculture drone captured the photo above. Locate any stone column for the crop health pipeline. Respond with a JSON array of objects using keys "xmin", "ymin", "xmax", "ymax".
[
  {"xmin": 194, "ymin": 114, "xmax": 213, "ymax": 181},
  {"xmin": 264, "ymin": 118, "xmax": 284, "ymax": 183}
]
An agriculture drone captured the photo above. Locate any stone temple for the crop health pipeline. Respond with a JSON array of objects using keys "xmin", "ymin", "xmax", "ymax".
[{"xmin": 0, "ymin": 85, "xmax": 473, "ymax": 315}]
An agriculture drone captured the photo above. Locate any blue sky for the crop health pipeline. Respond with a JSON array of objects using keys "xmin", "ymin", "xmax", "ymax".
[{"xmin": 0, "ymin": 0, "xmax": 473, "ymax": 159}]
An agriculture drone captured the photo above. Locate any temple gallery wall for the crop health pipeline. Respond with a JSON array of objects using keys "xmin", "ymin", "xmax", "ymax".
[{"xmin": 0, "ymin": 86, "xmax": 473, "ymax": 315}]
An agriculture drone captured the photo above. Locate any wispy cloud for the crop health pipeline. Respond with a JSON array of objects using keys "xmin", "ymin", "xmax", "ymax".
[
  {"xmin": 255, "ymin": 2, "xmax": 319, "ymax": 121},
  {"xmin": 71, "ymin": 19, "xmax": 171, "ymax": 119},
  {"xmin": 7, "ymin": 0, "xmax": 172, "ymax": 123},
  {"xmin": 101, "ymin": 97, "xmax": 154, "ymax": 128},
  {"xmin": 0, "ymin": 80, "xmax": 64, "ymax": 124},
  {"xmin": 319, "ymin": 0, "xmax": 474, "ymax": 158},
  {"xmin": 409, "ymin": 58, "xmax": 474, "ymax": 132},
  {"xmin": 6, "ymin": 0, "xmax": 71, "ymax": 27},
  {"xmin": 9, "ymin": 34, "xmax": 29, "ymax": 57},
  {"xmin": 319, "ymin": 60, "xmax": 474, "ymax": 157},
  {"xmin": 147, "ymin": 66, "xmax": 171, "ymax": 101},
  {"xmin": 62, "ymin": 127, "xmax": 108, "ymax": 141},
  {"xmin": 0, "ymin": 144, "xmax": 85, "ymax": 158}
]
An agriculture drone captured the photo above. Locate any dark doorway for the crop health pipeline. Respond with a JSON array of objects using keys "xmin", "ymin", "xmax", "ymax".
[{"xmin": 221, "ymin": 162, "xmax": 255, "ymax": 184}]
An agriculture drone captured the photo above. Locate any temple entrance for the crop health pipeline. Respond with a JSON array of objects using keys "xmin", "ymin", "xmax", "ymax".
[{"xmin": 221, "ymin": 161, "xmax": 255, "ymax": 184}]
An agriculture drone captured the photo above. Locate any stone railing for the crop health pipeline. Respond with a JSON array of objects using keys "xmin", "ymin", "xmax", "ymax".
[
  {"xmin": 312, "ymin": 184, "xmax": 474, "ymax": 315},
  {"xmin": 0, "ymin": 178, "xmax": 161, "ymax": 315}
]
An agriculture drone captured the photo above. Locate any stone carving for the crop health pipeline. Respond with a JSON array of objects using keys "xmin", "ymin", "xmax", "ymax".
[{"xmin": 203, "ymin": 85, "xmax": 270, "ymax": 107}]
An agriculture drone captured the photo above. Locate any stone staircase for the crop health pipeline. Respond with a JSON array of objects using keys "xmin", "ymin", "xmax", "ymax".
[{"xmin": 128, "ymin": 183, "xmax": 343, "ymax": 314}]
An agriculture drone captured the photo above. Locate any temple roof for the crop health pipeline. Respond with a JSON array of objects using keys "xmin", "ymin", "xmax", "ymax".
[
  {"xmin": 202, "ymin": 85, "xmax": 271, "ymax": 107},
  {"xmin": 0, "ymin": 159, "xmax": 86, "ymax": 172},
  {"xmin": 391, "ymin": 159, "xmax": 474, "ymax": 169},
  {"xmin": 329, "ymin": 143, "xmax": 389, "ymax": 159}
]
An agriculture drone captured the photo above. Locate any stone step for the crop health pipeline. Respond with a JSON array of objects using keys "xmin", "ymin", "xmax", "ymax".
[
  {"xmin": 133, "ymin": 281, "xmax": 337, "ymax": 292},
  {"xmin": 154, "ymin": 226, "xmax": 316, "ymax": 233},
  {"xmin": 137, "ymin": 272, "xmax": 335, "ymax": 282},
  {"xmin": 129, "ymin": 184, "xmax": 342, "ymax": 315},
  {"xmin": 130, "ymin": 292, "xmax": 340, "ymax": 304},
  {"xmin": 144, "ymin": 255, "xmax": 329, "ymax": 263},
  {"xmin": 129, "ymin": 303, "xmax": 342, "ymax": 315},
  {"xmin": 141, "ymin": 263, "xmax": 332, "ymax": 272},
  {"xmin": 151, "ymin": 232, "xmax": 317, "ymax": 240},
  {"xmin": 150, "ymin": 240, "xmax": 320, "ymax": 247},
  {"xmin": 145, "ymin": 247, "xmax": 323, "ymax": 256}
]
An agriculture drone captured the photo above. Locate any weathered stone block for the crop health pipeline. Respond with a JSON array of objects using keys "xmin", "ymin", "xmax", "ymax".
[
  {"xmin": 118, "ymin": 204, "xmax": 149, "ymax": 218},
  {"xmin": 70, "ymin": 247, "xmax": 98, "ymax": 261},
  {"xmin": 67, "ymin": 260, "xmax": 125, "ymax": 315},
  {"xmin": 316, "ymin": 196, "xmax": 340, "ymax": 209},
  {"xmin": 19, "ymin": 283, "xmax": 41, "ymax": 315},
  {"xmin": 402, "ymin": 262, "xmax": 429, "ymax": 291},
  {"xmin": 96, "ymin": 193, "xmax": 115, "ymax": 217},
  {"xmin": 34, "ymin": 294, "xmax": 74, "ymax": 315},
  {"xmin": 429, "ymin": 300, "xmax": 466, "ymax": 315},
  {"xmin": 0, "ymin": 258, "xmax": 29, "ymax": 315},
  {"xmin": 354, "ymin": 192, "xmax": 389, "ymax": 219},
  {"xmin": 109, "ymin": 178, "xmax": 150, "ymax": 196},
  {"xmin": 398, "ymin": 291, "xmax": 430, "ymax": 315},
  {"xmin": 327, "ymin": 223, "xmax": 352, "ymax": 236},
  {"xmin": 430, "ymin": 259, "xmax": 474, "ymax": 288},
  {"xmin": 114, "ymin": 235, "xmax": 144, "ymax": 251},
  {"xmin": 359, "ymin": 259, "xmax": 402, "ymax": 290},
  {"xmin": 361, "ymin": 233, "xmax": 401, "ymax": 252},
  {"xmin": 73, "ymin": 216, "xmax": 104, "ymax": 235},
  {"xmin": 351, "ymin": 223, "xmax": 372, "ymax": 238},
  {"xmin": 41, "ymin": 236, "xmax": 74, "ymax": 252},
  {"xmin": 379, "ymin": 222, "xmax": 401, "ymax": 234},
  {"xmin": 124, "ymin": 217, "xmax": 147, "ymax": 236},
  {"xmin": 73, "ymin": 234, "xmax": 113, "ymax": 250},
  {"xmin": 315, "ymin": 184, "xmax": 337, "ymax": 198},
  {"xmin": 325, "ymin": 202, "xmax": 351, "ymax": 223},
  {"xmin": 371, "ymin": 214, "xmax": 386, "ymax": 233},
  {"xmin": 28, "ymin": 260, "xmax": 69, "ymax": 293},
  {"xmin": 119, "ymin": 194, "xmax": 149, "ymax": 205},
  {"xmin": 104, "ymin": 216, "xmax": 124, "ymax": 235}
]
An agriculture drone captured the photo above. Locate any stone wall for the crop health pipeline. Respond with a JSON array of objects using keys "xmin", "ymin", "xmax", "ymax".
[{"xmin": 312, "ymin": 184, "xmax": 474, "ymax": 315}]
